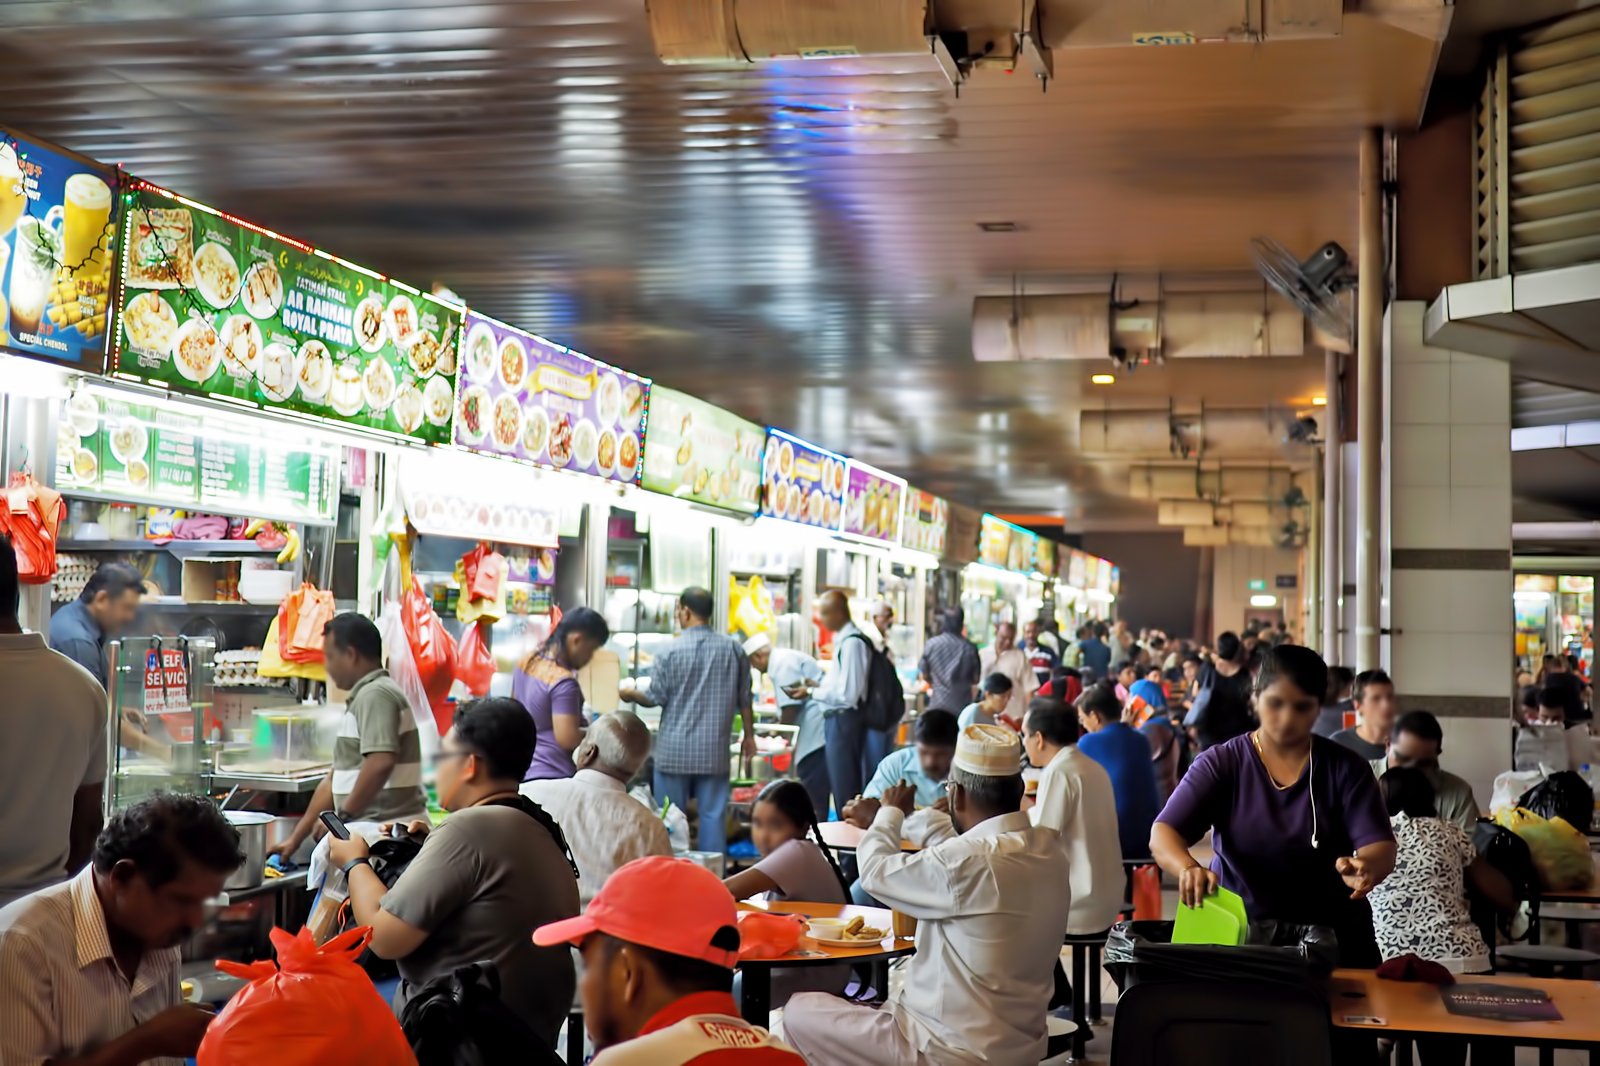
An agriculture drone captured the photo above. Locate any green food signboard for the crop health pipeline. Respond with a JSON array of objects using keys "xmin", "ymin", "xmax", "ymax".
[
  {"xmin": 111, "ymin": 183, "xmax": 462, "ymax": 444},
  {"xmin": 638, "ymin": 387, "xmax": 765, "ymax": 515}
]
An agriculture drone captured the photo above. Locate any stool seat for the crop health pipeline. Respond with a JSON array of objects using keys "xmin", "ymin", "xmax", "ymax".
[
  {"xmin": 1063, "ymin": 927, "xmax": 1113, "ymax": 946},
  {"xmin": 1538, "ymin": 904, "xmax": 1600, "ymax": 922},
  {"xmin": 1496, "ymin": 943, "xmax": 1600, "ymax": 977}
]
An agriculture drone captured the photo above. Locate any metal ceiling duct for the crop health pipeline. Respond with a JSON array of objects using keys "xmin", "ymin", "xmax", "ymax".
[
  {"xmin": 1050, "ymin": 0, "xmax": 1343, "ymax": 47},
  {"xmin": 1157, "ymin": 500, "xmax": 1297, "ymax": 527},
  {"xmin": 1183, "ymin": 525, "xmax": 1283, "ymax": 547},
  {"xmin": 646, "ymin": 0, "xmax": 930, "ymax": 64},
  {"xmin": 1128, "ymin": 465, "xmax": 1306, "ymax": 501},
  {"xmin": 1079, "ymin": 407, "xmax": 1312, "ymax": 459}
]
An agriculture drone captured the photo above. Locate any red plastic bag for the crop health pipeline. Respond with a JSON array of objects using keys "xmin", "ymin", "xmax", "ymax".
[
  {"xmin": 1132, "ymin": 864, "xmax": 1162, "ymax": 921},
  {"xmin": 460, "ymin": 543, "xmax": 507, "ymax": 604},
  {"xmin": 0, "ymin": 473, "xmax": 65, "ymax": 584},
  {"xmin": 455, "ymin": 621, "xmax": 494, "ymax": 697},
  {"xmin": 735, "ymin": 911, "xmax": 807, "ymax": 961},
  {"xmin": 402, "ymin": 578, "xmax": 457, "ymax": 734},
  {"xmin": 278, "ymin": 584, "xmax": 335, "ymax": 664},
  {"xmin": 198, "ymin": 926, "xmax": 416, "ymax": 1066}
]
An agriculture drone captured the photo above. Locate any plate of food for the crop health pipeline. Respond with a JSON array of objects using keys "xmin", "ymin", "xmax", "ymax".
[
  {"xmin": 617, "ymin": 432, "xmax": 639, "ymax": 478},
  {"xmin": 66, "ymin": 392, "xmax": 100, "ymax": 436},
  {"xmin": 258, "ymin": 343, "xmax": 296, "ymax": 402},
  {"xmin": 595, "ymin": 428, "xmax": 617, "ymax": 475},
  {"xmin": 297, "ymin": 340, "xmax": 332, "ymax": 402},
  {"xmin": 329, "ymin": 361, "xmax": 364, "ymax": 417},
  {"xmin": 363, "ymin": 357, "xmax": 397, "ymax": 412},
  {"xmin": 522, "ymin": 404, "xmax": 549, "ymax": 458},
  {"xmin": 807, "ymin": 916, "xmax": 889, "ymax": 947},
  {"xmin": 72, "ymin": 448, "xmax": 98, "ymax": 484},
  {"xmin": 126, "ymin": 459, "xmax": 150, "ymax": 490},
  {"xmin": 354, "ymin": 294, "xmax": 386, "ymax": 353},
  {"xmin": 171, "ymin": 318, "xmax": 221, "ymax": 384},
  {"xmin": 241, "ymin": 258, "xmax": 283, "ymax": 319},
  {"xmin": 547, "ymin": 413, "xmax": 574, "ymax": 467},
  {"xmin": 463, "ymin": 321, "xmax": 496, "ymax": 384},
  {"xmin": 384, "ymin": 294, "xmax": 417, "ymax": 350},
  {"xmin": 122, "ymin": 292, "xmax": 178, "ymax": 355},
  {"xmin": 424, "ymin": 376, "xmax": 454, "ymax": 427},
  {"xmin": 457, "ymin": 385, "xmax": 490, "ymax": 443},
  {"xmin": 572, "ymin": 418, "xmax": 598, "ymax": 469},
  {"xmin": 219, "ymin": 316, "xmax": 263, "ymax": 379},
  {"xmin": 777, "ymin": 440, "xmax": 795, "ymax": 481},
  {"xmin": 193, "ymin": 241, "xmax": 241, "ymax": 308},
  {"xmin": 498, "ymin": 336, "xmax": 528, "ymax": 392},
  {"xmin": 108, "ymin": 419, "xmax": 147, "ymax": 464},
  {"xmin": 596, "ymin": 374, "xmax": 621, "ymax": 427},
  {"xmin": 621, "ymin": 381, "xmax": 644, "ymax": 430},
  {"xmin": 406, "ymin": 330, "xmax": 443, "ymax": 379},
  {"xmin": 392, "ymin": 380, "xmax": 425, "ymax": 435},
  {"xmin": 491, "ymin": 394, "xmax": 522, "ymax": 451}
]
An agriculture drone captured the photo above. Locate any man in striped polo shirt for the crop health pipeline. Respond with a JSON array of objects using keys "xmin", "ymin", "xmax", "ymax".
[{"xmin": 270, "ymin": 614, "xmax": 427, "ymax": 862}]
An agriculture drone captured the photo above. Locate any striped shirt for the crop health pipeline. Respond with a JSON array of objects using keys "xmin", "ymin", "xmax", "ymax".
[
  {"xmin": 333, "ymin": 669, "xmax": 427, "ymax": 823},
  {"xmin": 0, "ymin": 867, "xmax": 183, "ymax": 1066},
  {"xmin": 650, "ymin": 626, "xmax": 750, "ymax": 776},
  {"xmin": 918, "ymin": 632, "xmax": 981, "ymax": 713}
]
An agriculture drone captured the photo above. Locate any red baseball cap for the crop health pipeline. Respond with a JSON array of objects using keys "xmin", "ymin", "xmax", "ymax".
[{"xmin": 533, "ymin": 856, "xmax": 740, "ymax": 969}]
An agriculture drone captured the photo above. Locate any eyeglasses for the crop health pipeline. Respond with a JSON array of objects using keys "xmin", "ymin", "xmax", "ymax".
[{"xmin": 430, "ymin": 749, "xmax": 471, "ymax": 768}]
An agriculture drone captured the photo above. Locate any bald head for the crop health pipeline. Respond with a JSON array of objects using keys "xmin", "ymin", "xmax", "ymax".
[
  {"xmin": 819, "ymin": 590, "xmax": 851, "ymax": 633},
  {"xmin": 575, "ymin": 711, "xmax": 653, "ymax": 781}
]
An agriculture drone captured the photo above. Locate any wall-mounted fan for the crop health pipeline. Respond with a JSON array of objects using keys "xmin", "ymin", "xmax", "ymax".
[{"xmin": 1250, "ymin": 237, "xmax": 1355, "ymax": 344}]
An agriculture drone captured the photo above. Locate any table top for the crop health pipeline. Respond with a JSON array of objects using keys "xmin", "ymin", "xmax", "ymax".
[
  {"xmin": 1537, "ymin": 853, "xmax": 1600, "ymax": 904},
  {"xmin": 737, "ymin": 900, "xmax": 916, "ymax": 968},
  {"xmin": 817, "ymin": 820, "xmax": 921, "ymax": 853},
  {"xmin": 1329, "ymin": 968, "xmax": 1600, "ymax": 1045}
]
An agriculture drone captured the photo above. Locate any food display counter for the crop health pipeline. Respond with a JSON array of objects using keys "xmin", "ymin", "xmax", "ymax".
[{"xmin": 1515, "ymin": 572, "xmax": 1596, "ymax": 676}]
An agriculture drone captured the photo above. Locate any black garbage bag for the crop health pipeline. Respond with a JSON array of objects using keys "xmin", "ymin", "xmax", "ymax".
[
  {"xmin": 399, "ymin": 962, "xmax": 562, "ymax": 1066},
  {"xmin": 1517, "ymin": 771, "xmax": 1594, "ymax": 832},
  {"xmin": 1103, "ymin": 920, "xmax": 1339, "ymax": 993}
]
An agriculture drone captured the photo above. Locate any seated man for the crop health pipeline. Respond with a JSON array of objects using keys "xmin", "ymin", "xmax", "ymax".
[
  {"xmin": 534, "ymin": 856, "xmax": 803, "ymax": 1064},
  {"xmin": 784, "ymin": 725, "xmax": 1072, "ymax": 1066},
  {"xmin": 524, "ymin": 711, "xmax": 672, "ymax": 908},
  {"xmin": 1367, "ymin": 710, "xmax": 1480, "ymax": 833},
  {"xmin": 1077, "ymin": 683, "xmax": 1162, "ymax": 861},
  {"xmin": 957, "ymin": 672, "xmax": 1014, "ymax": 730},
  {"xmin": 0, "ymin": 795, "xmax": 243, "ymax": 1066},
  {"xmin": 840, "ymin": 709, "xmax": 959, "ymax": 906}
]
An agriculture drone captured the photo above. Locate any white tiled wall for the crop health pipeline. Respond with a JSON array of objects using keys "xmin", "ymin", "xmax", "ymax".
[{"xmin": 1439, "ymin": 717, "xmax": 1513, "ymax": 811}]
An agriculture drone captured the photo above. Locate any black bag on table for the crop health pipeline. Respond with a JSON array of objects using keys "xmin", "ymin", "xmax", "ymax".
[
  {"xmin": 399, "ymin": 962, "xmax": 562, "ymax": 1066},
  {"xmin": 1103, "ymin": 919, "xmax": 1339, "ymax": 993},
  {"xmin": 1516, "ymin": 770, "xmax": 1595, "ymax": 832}
]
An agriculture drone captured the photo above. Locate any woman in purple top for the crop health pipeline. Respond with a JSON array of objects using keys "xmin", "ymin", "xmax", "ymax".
[
  {"xmin": 1151, "ymin": 644, "xmax": 1397, "ymax": 966},
  {"xmin": 512, "ymin": 607, "xmax": 610, "ymax": 781}
]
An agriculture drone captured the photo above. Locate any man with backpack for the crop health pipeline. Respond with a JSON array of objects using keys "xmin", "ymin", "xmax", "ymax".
[{"xmin": 809, "ymin": 591, "xmax": 877, "ymax": 812}]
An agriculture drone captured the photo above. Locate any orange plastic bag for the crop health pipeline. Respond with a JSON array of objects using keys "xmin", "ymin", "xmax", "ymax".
[
  {"xmin": 735, "ymin": 911, "xmax": 807, "ymax": 961},
  {"xmin": 198, "ymin": 926, "xmax": 416, "ymax": 1066},
  {"xmin": 455, "ymin": 621, "xmax": 494, "ymax": 697},
  {"xmin": 1131, "ymin": 864, "xmax": 1162, "ymax": 921},
  {"xmin": 0, "ymin": 473, "xmax": 65, "ymax": 584},
  {"xmin": 402, "ymin": 578, "xmax": 457, "ymax": 734},
  {"xmin": 278, "ymin": 584, "xmax": 335, "ymax": 664}
]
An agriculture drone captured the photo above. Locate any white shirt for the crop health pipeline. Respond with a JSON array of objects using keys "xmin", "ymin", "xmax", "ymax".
[
  {"xmin": 522, "ymin": 769, "xmax": 672, "ymax": 907},
  {"xmin": 813, "ymin": 623, "xmax": 871, "ymax": 715},
  {"xmin": 859, "ymin": 806, "xmax": 1072, "ymax": 1065},
  {"xmin": 1030, "ymin": 746, "xmax": 1126, "ymax": 934},
  {"xmin": 0, "ymin": 867, "xmax": 183, "ymax": 1066},
  {"xmin": 0, "ymin": 633, "xmax": 107, "ymax": 908},
  {"xmin": 979, "ymin": 645, "xmax": 1037, "ymax": 722},
  {"xmin": 765, "ymin": 649, "xmax": 822, "ymax": 712}
]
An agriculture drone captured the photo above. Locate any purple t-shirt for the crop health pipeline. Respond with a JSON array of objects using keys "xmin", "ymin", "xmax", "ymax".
[
  {"xmin": 1156, "ymin": 733, "xmax": 1393, "ymax": 926},
  {"xmin": 512, "ymin": 662, "xmax": 584, "ymax": 781}
]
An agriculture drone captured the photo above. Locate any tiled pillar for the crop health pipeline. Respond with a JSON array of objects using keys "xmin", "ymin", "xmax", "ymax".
[{"xmin": 1383, "ymin": 301, "xmax": 1513, "ymax": 803}]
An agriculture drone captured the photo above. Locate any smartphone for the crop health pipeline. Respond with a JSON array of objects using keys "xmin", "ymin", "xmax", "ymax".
[{"xmin": 319, "ymin": 811, "xmax": 351, "ymax": 841}]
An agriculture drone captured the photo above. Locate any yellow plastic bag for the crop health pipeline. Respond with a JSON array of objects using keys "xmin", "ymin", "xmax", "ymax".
[
  {"xmin": 257, "ymin": 616, "xmax": 329, "ymax": 682},
  {"xmin": 1497, "ymin": 807, "xmax": 1594, "ymax": 891},
  {"xmin": 729, "ymin": 575, "xmax": 776, "ymax": 639}
]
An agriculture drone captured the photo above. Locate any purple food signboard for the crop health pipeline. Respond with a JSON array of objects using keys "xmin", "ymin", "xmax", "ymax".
[
  {"xmin": 453, "ymin": 311, "xmax": 648, "ymax": 483},
  {"xmin": 840, "ymin": 459, "xmax": 906, "ymax": 546},
  {"xmin": 761, "ymin": 428, "xmax": 846, "ymax": 530}
]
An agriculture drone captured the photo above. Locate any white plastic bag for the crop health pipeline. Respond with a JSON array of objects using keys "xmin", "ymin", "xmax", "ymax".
[
  {"xmin": 376, "ymin": 553, "xmax": 442, "ymax": 761},
  {"xmin": 1492, "ymin": 768, "xmax": 1547, "ymax": 816},
  {"xmin": 631, "ymin": 784, "xmax": 691, "ymax": 852}
]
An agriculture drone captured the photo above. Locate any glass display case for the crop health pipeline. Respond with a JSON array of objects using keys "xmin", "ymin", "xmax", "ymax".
[{"xmin": 105, "ymin": 635, "xmax": 217, "ymax": 814}]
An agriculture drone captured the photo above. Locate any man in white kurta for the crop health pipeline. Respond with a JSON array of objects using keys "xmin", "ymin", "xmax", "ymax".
[{"xmin": 783, "ymin": 724, "xmax": 1072, "ymax": 1066}]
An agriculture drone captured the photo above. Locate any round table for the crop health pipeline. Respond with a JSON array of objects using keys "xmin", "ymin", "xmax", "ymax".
[
  {"xmin": 736, "ymin": 900, "xmax": 916, "ymax": 1024},
  {"xmin": 816, "ymin": 820, "xmax": 921, "ymax": 855}
]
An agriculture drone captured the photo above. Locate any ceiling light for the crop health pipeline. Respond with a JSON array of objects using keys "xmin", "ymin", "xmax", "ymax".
[
  {"xmin": 1090, "ymin": 374, "xmax": 1115, "ymax": 385},
  {"xmin": 977, "ymin": 221, "xmax": 1017, "ymax": 233},
  {"xmin": 1249, "ymin": 594, "xmax": 1279, "ymax": 608},
  {"xmin": 1311, "ymin": 395, "xmax": 1327, "ymax": 406}
]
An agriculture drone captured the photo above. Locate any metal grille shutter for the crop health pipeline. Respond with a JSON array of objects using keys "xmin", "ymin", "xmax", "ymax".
[{"xmin": 1483, "ymin": 9, "xmax": 1600, "ymax": 276}]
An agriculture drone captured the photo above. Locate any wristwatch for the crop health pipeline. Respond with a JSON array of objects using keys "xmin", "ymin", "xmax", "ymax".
[{"xmin": 341, "ymin": 856, "xmax": 372, "ymax": 876}]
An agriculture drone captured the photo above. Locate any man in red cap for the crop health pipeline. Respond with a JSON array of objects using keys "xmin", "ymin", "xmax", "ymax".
[{"xmin": 534, "ymin": 855, "xmax": 803, "ymax": 1064}]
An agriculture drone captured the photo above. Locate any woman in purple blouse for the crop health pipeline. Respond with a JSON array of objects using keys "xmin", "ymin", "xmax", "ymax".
[
  {"xmin": 1151, "ymin": 643, "xmax": 1397, "ymax": 966},
  {"xmin": 512, "ymin": 607, "xmax": 610, "ymax": 781}
]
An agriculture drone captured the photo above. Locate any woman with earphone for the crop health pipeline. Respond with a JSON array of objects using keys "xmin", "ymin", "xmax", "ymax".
[{"xmin": 1149, "ymin": 643, "xmax": 1398, "ymax": 966}]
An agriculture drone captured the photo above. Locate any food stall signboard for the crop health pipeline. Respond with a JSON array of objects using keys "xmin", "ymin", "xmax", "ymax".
[
  {"xmin": 56, "ymin": 388, "xmax": 339, "ymax": 524},
  {"xmin": 979, "ymin": 514, "xmax": 1040, "ymax": 574},
  {"xmin": 112, "ymin": 182, "xmax": 463, "ymax": 444},
  {"xmin": 760, "ymin": 428, "xmax": 845, "ymax": 529},
  {"xmin": 639, "ymin": 387, "xmax": 764, "ymax": 515},
  {"xmin": 840, "ymin": 460, "xmax": 906, "ymax": 546},
  {"xmin": 0, "ymin": 128, "xmax": 119, "ymax": 370},
  {"xmin": 1558, "ymin": 576, "xmax": 1594, "ymax": 594},
  {"xmin": 1067, "ymin": 550, "xmax": 1088, "ymax": 589},
  {"xmin": 454, "ymin": 311, "xmax": 648, "ymax": 484},
  {"xmin": 902, "ymin": 489, "xmax": 950, "ymax": 556},
  {"xmin": 397, "ymin": 450, "xmax": 560, "ymax": 548},
  {"xmin": 1035, "ymin": 538, "xmax": 1058, "ymax": 579},
  {"xmin": 1515, "ymin": 574, "xmax": 1557, "ymax": 593}
]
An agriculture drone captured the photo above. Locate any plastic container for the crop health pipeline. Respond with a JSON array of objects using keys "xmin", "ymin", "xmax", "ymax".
[{"xmin": 1104, "ymin": 919, "xmax": 1339, "ymax": 993}]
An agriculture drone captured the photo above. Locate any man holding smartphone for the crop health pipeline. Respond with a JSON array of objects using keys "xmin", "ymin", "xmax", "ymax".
[{"xmin": 270, "ymin": 613, "xmax": 428, "ymax": 862}]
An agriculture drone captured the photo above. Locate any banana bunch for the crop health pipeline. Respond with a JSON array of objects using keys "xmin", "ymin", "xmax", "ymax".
[{"xmin": 244, "ymin": 519, "xmax": 302, "ymax": 565}]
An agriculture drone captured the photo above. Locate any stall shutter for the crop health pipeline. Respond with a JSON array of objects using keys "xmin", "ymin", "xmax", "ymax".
[{"xmin": 1481, "ymin": 9, "xmax": 1600, "ymax": 277}]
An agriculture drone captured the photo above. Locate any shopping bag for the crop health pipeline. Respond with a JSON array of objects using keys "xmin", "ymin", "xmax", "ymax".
[
  {"xmin": 1491, "ymin": 769, "xmax": 1547, "ymax": 817},
  {"xmin": 454, "ymin": 621, "xmax": 494, "ymax": 697},
  {"xmin": 376, "ymin": 567, "xmax": 442, "ymax": 762},
  {"xmin": 279, "ymin": 584, "xmax": 335, "ymax": 664},
  {"xmin": 402, "ymin": 578, "xmax": 457, "ymax": 735},
  {"xmin": 198, "ymin": 926, "xmax": 416, "ymax": 1065},
  {"xmin": 1131, "ymin": 864, "xmax": 1163, "ymax": 921},
  {"xmin": 257, "ymin": 616, "xmax": 328, "ymax": 682},
  {"xmin": 735, "ymin": 911, "xmax": 807, "ymax": 961},
  {"xmin": 0, "ymin": 472, "xmax": 66, "ymax": 584},
  {"xmin": 1517, "ymin": 771, "xmax": 1596, "ymax": 833},
  {"xmin": 1498, "ymin": 807, "xmax": 1594, "ymax": 891}
]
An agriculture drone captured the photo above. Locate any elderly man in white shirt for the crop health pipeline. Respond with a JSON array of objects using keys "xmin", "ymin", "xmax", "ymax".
[
  {"xmin": 744, "ymin": 634, "xmax": 830, "ymax": 820},
  {"xmin": 981, "ymin": 620, "xmax": 1038, "ymax": 724},
  {"xmin": 784, "ymin": 724, "xmax": 1072, "ymax": 1066},
  {"xmin": 522, "ymin": 711, "xmax": 671, "ymax": 908}
]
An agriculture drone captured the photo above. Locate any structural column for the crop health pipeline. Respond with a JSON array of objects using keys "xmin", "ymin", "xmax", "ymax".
[
  {"xmin": 1356, "ymin": 128, "xmax": 1384, "ymax": 671},
  {"xmin": 1323, "ymin": 348, "xmax": 1342, "ymax": 657}
]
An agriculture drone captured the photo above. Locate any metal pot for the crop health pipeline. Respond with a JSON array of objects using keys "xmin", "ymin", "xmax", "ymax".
[{"xmin": 223, "ymin": 811, "xmax": 273, "ymax": 891}]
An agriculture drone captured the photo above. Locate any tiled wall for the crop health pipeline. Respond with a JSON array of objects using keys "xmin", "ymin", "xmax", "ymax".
[
  {"xmin": 1382, "ymin": 300, "xmax": 1513, "ymax": 802},
  {"xmin": 1211, "ymin": 544, "xmax": 1304, "ymax": 642}
]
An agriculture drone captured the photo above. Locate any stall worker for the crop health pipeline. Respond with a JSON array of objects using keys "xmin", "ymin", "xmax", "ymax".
[
  {"xmin": 269, "ymin": 613, "xmax": 428, "ymax": 863},
  {"xmin": 744, "ymin": 633, "xmax": 829, "ymax": 819},
  {"xmin": 534, "ymin": 856, "xmax": 804, "ymax": 1064},
  {"xmin": 0, "ymin": 795, "xmax": 242, "ymax": 1066},
  {"xmin": 783, "ymin": 725, "xmax": 1072, "ymax": 1066},
  {"xmin": 48, "ymin": 560, "xmax": 143, "ymax": 685}
]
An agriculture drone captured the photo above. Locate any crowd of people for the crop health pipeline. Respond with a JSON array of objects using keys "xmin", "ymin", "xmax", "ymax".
[{"xmin": 3, "ymin": 524, "xmax": 1591, "ymax": 1064}]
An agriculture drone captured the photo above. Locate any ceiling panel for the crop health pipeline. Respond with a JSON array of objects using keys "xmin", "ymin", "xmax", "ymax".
[{"xmin": 0, "ymin": 0, "xmax": 1447, "ymax": 520}]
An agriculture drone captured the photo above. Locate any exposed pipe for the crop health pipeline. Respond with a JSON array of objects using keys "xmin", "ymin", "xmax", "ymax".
[
  {"xmin": 1513, "ymin": 522, "xmax": 1600, "ymax": 541},
  {"xmin": 1078, "ymin": 408, "xmax": 1313, "ymax": 458},
  {"xmin": 1307, "ymin": 460, "xmax": 1322, "ymax": 651},
  {"xmin": 1356, "ymin": 128, "xmax": 1383, "ymax": 672},
  {"xmin": 1323, "ymin": 347, "xmax": 1342, "ymax": 659}
]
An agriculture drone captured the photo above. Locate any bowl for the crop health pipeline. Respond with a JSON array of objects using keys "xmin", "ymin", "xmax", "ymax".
[
  {"xmin": 238, "ymin": 568, "xmax": 293, "ymax": 605},
  {"xmin": 806, "ymin": 918, "xmax": 848, "ymax": 940}
]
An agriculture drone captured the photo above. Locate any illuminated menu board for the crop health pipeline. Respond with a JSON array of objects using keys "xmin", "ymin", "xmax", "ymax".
[
  {"xmin": 639, "ymin": 388, "xmax": 764, "ymax": 515},
  {"xmin": 761, "ymin": 428, "xmax": 845, "ymax": 529},
  {"xmin": 902, "ymin": 489, "xmax": 950, "ymax": 556},
  {"xmin": 840, "ymin": 459, "xmax": 905, "ymax": 546}
]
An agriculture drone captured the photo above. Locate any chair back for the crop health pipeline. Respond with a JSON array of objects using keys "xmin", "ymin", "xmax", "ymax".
[{"xmin": 1110, "ymin": 980, "xmax": 1332, "ymax": 1066}]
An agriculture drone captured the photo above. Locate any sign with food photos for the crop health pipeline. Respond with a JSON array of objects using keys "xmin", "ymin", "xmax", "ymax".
[
  {"xmin": 840, "ymin": 460, "xmax": 905, "ymax": 546},
  {"xmin": 760, "ymin": 428, "xmax": 845, "ymax": 530},
  {"xmin": 639, "ymin": 388, "xmax": 764, "ymax": 515},
  {"xmin": 901, "ymin": 489, "xmax": 949, "ymax": 556},
  {"xmin": 112, "ymin": 182, "xmax": 462, "ymax": 444},
  {"xmin": 0, "ymin": 128, "xmax": 119, "ymax": 370},
  {"xmin": 454, "ymin": 311, "xmax": 647, "ymax": 484}
]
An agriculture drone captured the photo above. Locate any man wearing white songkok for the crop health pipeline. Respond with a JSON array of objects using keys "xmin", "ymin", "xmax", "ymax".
[
  {"xmin": 783, "ymin": 724, "xmax": 1071, "ymax": 1065},
  {"xmin": 742, "ymin": 634, "xmax": 830, "ymax": 820}
]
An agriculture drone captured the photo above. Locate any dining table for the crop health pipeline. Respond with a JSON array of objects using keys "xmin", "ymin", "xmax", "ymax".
[
  {"xmin": 816, "ymin": 820, "xmax": 921, "ymax": 856},
  {"xmin": 735, "ymin": 900, "xmax": 916, "ymax": 1025}
]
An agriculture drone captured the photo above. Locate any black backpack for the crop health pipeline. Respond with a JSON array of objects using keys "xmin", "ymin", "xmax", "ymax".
[
  {"xmin": 400, "ymin": 962, "xmax": 562, "ymax": 1066},
  {"xmin": 849, "ymin": 633, "xmax": 905, "ymax": 731}
]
